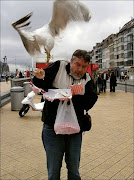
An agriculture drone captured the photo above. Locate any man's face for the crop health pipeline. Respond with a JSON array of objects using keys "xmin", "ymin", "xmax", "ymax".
[{"xmin": 70, "ymin": 57, "xmax": 88, "ymax": 79}]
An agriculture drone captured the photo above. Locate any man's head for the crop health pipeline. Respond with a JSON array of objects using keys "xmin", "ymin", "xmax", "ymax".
[{"xmin": 70, "ymin": 49, "xmax": 90, "ymax": 79}]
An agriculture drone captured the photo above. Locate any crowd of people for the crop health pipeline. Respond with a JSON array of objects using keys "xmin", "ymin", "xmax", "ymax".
[{"xmin": 92, "ymin": 70, "xmax": 117, "ymax": 94}]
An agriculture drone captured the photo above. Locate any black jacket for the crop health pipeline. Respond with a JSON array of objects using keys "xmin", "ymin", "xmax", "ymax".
[{"xmin": 33, "ymin": 61, "xmax": 98, "ymax": 131}]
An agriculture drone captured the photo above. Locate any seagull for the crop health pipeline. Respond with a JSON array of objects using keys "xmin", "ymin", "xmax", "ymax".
[{"xmin": 12, "ymin": 0, "xmax": 91, "ymax": 62}]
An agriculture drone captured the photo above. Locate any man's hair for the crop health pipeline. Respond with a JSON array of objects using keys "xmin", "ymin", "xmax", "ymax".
[{"xmin": 71, "ymin": 49, "xmax": 90, "ymax": 62}]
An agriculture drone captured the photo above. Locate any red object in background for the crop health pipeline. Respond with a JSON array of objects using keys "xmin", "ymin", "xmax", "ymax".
[
  {"xmin": 87, "ymin": 64, "xmax": 92, "ymax": 76},
  {"xmin": 26, "ymin": 70, "xmax": 30, "ymax": 77},
  {"xmin": 36, "ymin": 62, "xmax": 98, "ymax": 77},
  {"xmin": 36, "ymin": 63, "xmax": 51, "ymax": 69},
  {"xmin": 91, "ymin": 63, "xmax": 99, "ymax": 71}
]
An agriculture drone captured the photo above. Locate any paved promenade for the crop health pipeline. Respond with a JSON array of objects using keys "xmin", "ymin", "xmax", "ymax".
[
  {"xmin": 0, "ymin": 82, "xmax": 134, "ymax": 180},
  {"xmin": 0, "ymin": 81, "xmax": 11, "ymax": 94}
]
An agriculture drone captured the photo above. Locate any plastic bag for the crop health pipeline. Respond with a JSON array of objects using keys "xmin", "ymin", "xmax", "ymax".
[{"xmin": 54, "ymin": 100, "xmax": 80, "ymax": 135}]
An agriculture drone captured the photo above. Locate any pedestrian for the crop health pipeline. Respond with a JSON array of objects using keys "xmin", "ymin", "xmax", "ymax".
[
  {"xmin": 110, "ymin": 71, "xmax": 117, "ymax": 92},
  {"xmin": 5, "ymin": 74, "xmax": 9, "ymax": 83},
  {"xmin": 26, "ymin": 70, "xmax": 30, "ymax": 77},
  {"xmin": 120, "ymin": 71, "xmax": 124, "ymax": 81},
  {"xmin": 97, "ymin": 73, "xmax": 103, "ymax": 94},
  {"xmin": 33, "ymin": 49, "xmax": 98, "ymax": 180},
  {"xmin": 102, "ymin": 71, "xmax": 108, "ymax": 92},
  {"xmin": 19, "ymin": 71, "xmax": 23, "ymax": 78},
  {"xmin": 92, "ymin": 73, "xmax": 98, "ymax": 94}
]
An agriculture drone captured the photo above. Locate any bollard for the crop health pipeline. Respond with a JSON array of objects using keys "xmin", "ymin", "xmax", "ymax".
[
  {"xmin": 125, "ymin": 80, "xmax": 127, "ymax": 92},
  {"xmin": 10, "ymin": 86, "xmax": 24, "ymax": 111},
  {"xmin": 23, "ymin": 82, "xmax": 32, "ymax": 97}
]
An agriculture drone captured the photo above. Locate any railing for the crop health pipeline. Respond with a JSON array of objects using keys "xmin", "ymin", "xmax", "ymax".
[
  {"xmin": 0, "ymin": 77, "xmax": 33, "ymax": 107},
  {"xmin": 11, "ymin": 77, "xmax": 32, "ymax": 87},
  {"xmin": 107, "ymin": 80, "xmax": 134, "ymax": 93}
]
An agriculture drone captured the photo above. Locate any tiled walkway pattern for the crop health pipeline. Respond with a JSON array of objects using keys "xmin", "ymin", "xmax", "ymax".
[{"xmin": 0, "ymin": 90, "xmax": 134, "ymax": 180}]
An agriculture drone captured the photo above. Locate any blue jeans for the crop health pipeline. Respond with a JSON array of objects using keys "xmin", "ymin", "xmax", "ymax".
[{"xmin": 42, "ymin": 124, "xmax": 82, "ymax": 180}]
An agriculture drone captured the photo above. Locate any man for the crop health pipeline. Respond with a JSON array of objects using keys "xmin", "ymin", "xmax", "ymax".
[
  {"xmin": 102, "ymin": 71, "xmax": 108, "ymax": 92},
  {"xmin": 120, "ymin": 71, "xmax": 124, "ymax": 81},
  {"xmin": 33, "ymin": 49, "xmax": 98, "ymax": 180},
  {"xmin": 110, "ymin": 71, "xmax": 117, "ymax": 92}
]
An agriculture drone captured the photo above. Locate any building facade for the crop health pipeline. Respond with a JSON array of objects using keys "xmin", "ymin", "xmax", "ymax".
[{"xmin": 89, "ymin": 18, "xmax": 134, "ymax": 77}]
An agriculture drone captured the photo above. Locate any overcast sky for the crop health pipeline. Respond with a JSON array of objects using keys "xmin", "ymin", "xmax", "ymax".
[{"xmin": 1, "ymin": 0, "xmax": 133, "ymax": 71}]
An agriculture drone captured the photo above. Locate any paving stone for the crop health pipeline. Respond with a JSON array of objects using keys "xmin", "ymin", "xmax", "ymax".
[{"xmin": 1, "ymin": 86, "xmax": 133, "ymax": 180}]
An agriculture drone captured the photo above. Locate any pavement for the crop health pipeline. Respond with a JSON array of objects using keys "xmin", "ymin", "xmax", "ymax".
[
  {"xmin": 0, "ymin": 81, "xmax": 134, "ymax": 180},
  {"xmin": 0, "ymin": 81, "xmax": 11, "ymax": 94}
]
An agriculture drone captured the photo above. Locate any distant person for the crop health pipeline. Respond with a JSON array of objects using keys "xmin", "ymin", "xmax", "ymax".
[
  {"xmin": 10, "ymin": 73, "xmax": 14, "ymax": 79},
  {"xmin": 102, "ymin": 71, "xmax": 108, "ymax": 92},
  {"xmin": 5, "ymin": 75, "xmax": 9, "ymax": 83},
  {"xmin": 19, "ymin": 71, "xmax": 23, "ymax": 78},
  {"xmin": 110, "ymin": 71, "xmax": 117, "ymax": 92},
  {"xmin": 26, "ymin": 70, "xmax": 30, "ymax": 77},
  {"xmin": 97, "ymin": 73, "xmax": 103, "ymax": 94},
  {"xmin": 120, "ymin": 71, "xmax": 124, "ymax": 81},
  {"xmin": 92, "ymin": 73, "xmax": 98, "ymax": 94}
]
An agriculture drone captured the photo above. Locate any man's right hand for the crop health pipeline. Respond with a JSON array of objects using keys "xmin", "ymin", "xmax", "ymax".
[{"xmin": 34, "ymin": 68, "xmax": 45, "ymax": 79}]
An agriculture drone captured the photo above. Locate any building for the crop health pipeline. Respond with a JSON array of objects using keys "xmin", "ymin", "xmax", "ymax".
[
  {"xmin": 89, "ymin": 34, "xmax": 115, "ymax": 71},
  {"xmin": 89, "ymin": 18, "xmax": 134, "ymax": 78}
]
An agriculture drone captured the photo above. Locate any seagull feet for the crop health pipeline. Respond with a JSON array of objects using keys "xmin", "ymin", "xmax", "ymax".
[{"xmin": 45, "ymin": 48, "xmax": 51, "ymax": 63}]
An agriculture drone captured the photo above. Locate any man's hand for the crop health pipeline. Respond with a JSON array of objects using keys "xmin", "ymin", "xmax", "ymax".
[{"xmin": 34, "ymin": 68, "xmax": 45, "ymax": 79}]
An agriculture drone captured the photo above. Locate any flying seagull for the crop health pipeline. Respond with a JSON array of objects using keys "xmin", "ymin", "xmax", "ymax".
[{"xmin": 12, "ymin": 0, "xmax": 91, "ymax": 62}]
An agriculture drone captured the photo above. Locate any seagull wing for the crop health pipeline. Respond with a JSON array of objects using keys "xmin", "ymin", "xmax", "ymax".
[
  {"xmin": 12, "ymin": 12, "xmax": 41, "ymax": 57},
  {"xmin": 19, "ymin": 31, "xmax": 41, "ymax": 57},
  {"xmin": 49, "ymin": 0, "xmax": 91, "ymax": 36}
]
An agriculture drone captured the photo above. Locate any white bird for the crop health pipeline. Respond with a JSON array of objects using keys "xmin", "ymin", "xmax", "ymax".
[{"xmin": 12, "ymin": 0, "xmax": 91, "ymax": 62}]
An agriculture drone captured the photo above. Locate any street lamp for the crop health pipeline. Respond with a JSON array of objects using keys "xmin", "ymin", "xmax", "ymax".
[{"xmin": 3, "ymin": 56, "xmax": 7, "ymax": 75}]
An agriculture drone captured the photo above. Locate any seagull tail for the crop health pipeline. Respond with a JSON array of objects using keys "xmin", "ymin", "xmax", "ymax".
[{"xmin": 12, "ymin": 12, "xmax": 33, "ymax": 29}]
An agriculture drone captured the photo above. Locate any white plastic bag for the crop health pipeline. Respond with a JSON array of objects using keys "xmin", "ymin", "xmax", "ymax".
[{"xmin": 54, "ymin": 100, "xmax": 80, "ymax": 135}]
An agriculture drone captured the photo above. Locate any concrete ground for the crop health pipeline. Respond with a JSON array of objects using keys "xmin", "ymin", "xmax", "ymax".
[
  {"xmin": 0, "ymin": 81, "xmax": 11, "ymax": 94},
  {"xmin": 0, "ymin": 81, "xmax": 134, "ymax": 180}
]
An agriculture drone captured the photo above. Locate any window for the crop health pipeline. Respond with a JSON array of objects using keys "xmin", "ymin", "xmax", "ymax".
[
  {"xmin": 125, "ymin": 60, "xmax": 133, "ymax": 66},
  {"xmin": 118, "ymin": 38, "xmax": 121, "ymax": 43},
  {"xmin": 124, "ymin": 53, "xmax": 127, "ymax": 58},
  {"xmin": 127, "ymin": 35, "xmax": 133, "ymax": 42},
  {"xmin": 110, "ymin": 54, "xmax": 114, "ymax": 59},
  {"xmin": 124, "ymin": 37, "xmax": 127, "ymax": 42},
  {"xmin": 98, "ymin": 59, "xmax": 102, "ymax": 63},
  {"xmin": 128, "ymin": 52, "xmax": 133, "ymax": 58},
  {"xmin": 119, "ymin": 54, "xmax": 124, "ymax": 58},
  {"xmin": 114, "ymin": 47, "xmax": 118, "ymax": 52},
  {"xmin": 98, "ymin": 54, "xmax": 102, "ymax": 58},
  {"xmin": 114, "ymin": 55, "xmax": 119, "ymax": 59},
  {"xmin": 118, "ymin": 45, "xmax": 124, "ymax": 51},
  {"xmin": 124, "ymin": 45, "xmax": 127, "ymax": 50},
  {"xmin": 127, "ymin": 43, "xmax": 133, "ymax": 50},
  {"xmin": 121, "ymin": 37, "xmax": 124, "ymax": 42},
  {"xmin": 114, "ymin": 40, "xmax": 118, "ymax": 45}
]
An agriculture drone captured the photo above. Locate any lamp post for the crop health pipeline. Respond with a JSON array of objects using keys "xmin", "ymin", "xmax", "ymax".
[{"xmin": 3, "ymin": 56, "xmax": 7, "ymax": 75}]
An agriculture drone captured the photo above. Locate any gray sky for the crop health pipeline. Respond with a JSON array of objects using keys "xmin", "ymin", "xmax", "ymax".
[{"xmin": 1, "ymin": 0, "xmax": 133, "ymax": 71}]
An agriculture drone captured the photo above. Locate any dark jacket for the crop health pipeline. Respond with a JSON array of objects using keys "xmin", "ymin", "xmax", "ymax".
[
  {"xmin": 110, "ymin": 74, "xmax": 117, "ymax": 86},
  {"xmin": 33, "ymin": 60, "xmax": 98, "ymax": 131}
]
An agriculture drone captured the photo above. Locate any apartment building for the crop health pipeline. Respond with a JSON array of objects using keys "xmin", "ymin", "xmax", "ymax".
[
  {"xmin": 89, "ymin": 34, "xmax": 114, "ymax": 71},
  {"xmin": 89, "ymin": 18, "xmax": 134, "ymax": 77},
  {"xmin": 89, "ymin": 43, "xmax": 102, "ymax": 69}
]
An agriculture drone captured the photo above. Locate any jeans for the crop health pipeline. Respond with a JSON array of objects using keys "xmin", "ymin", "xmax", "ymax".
[
  {"xmin": 42, "ymin": 124, "xmax": 82, "ymax": 180},
  {"xmin": 98, "ymin": 84, "xmax": 102, "ymax": 93}
]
